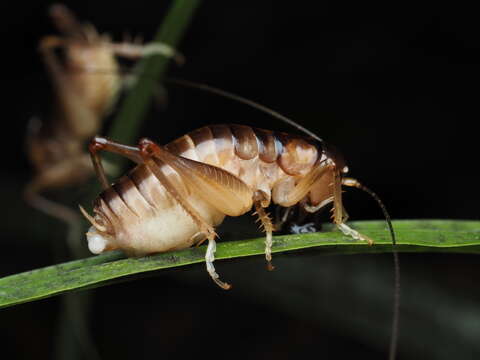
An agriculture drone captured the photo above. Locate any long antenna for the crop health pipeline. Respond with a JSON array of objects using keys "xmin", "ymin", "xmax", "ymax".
[
  {"xmin": 342, "ymin": 178, "xmax": 400, "ymax": 360},
  {"xmin": 73, "ymin": 71, "xmax": 401, "ymax": 358},
  {"xmin": 166, "ymin": 78, "xmax": 324, "ymax": 143},
  {"xmin": 169, "ymin": 77, "xmax": 400, "ymax": 359}
]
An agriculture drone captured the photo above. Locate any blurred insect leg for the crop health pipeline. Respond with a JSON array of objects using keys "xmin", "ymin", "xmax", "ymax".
[
  {"xmin": 24, "ymin": 184, "xmax": 79, "ymax": 225},
  {"xmin": 38, "ymin": 35, "xmax": 65, "ymax": 53},
  {"xmin": 88, "ymin": 137, "xmax": 142, "ymax": 190},
  {"xmin": 253, "ymin": 197, "xmax": 275, "ymax": 271},
  {"xmin": 138, "ymin": 139, "xmax": 231, "ymax": 290},
  {"xmin": 48, "ymin": 4, "xmax": 83, "ymax": 37},
  {"xmin": 38, "ymin": 35, "xmax": 69, "ymax": 86},
  {"xmin": 109, "ymin": 42, "xmax": 185, "ymax": 65},
  {"xmin": 332, "ymin": 170, "xmax": 374, "ymax": 245},
  {"xmin": 24, "ymin": 160, "xmax": 88, "ymax": 225},
  {"xmin": 38, "ymin": 35, "xmax": 69, "ymax": 91}
]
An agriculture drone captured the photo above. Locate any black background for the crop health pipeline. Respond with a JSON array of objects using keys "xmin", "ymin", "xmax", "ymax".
[{"xmin": 0, "ymin": 1, "xmax": 478, "ymax": 360}]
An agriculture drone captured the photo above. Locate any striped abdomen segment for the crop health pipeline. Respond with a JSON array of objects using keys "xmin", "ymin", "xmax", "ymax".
[
  {"xmin": 165, "ymin": 124, "xmax": 322, "ymax": 179},
  {"xmin": 93, "ymin": 163, "xmax": 225, "ymax": 256},
  {"xmin": 93, "ymin": 165, "xmax": 161, "ymax": 237}
]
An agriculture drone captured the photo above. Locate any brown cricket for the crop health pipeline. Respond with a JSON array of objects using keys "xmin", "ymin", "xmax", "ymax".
[
  {"xmin": 24, "ymin": 4, "xmax": 178, "ymax": 223},
  {"xmin": 81, "ymin": 124, "xmax": 380, "ymax": 290}
]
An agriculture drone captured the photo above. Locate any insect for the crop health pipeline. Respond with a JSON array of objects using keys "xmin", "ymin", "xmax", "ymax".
[
  {"xmin": 81, "ymin": 122, "xmax": 392, "ymax": 289},
  {"xmin": 80, "ymin": 80, "xmax": 399, "ymax": 359},
  {"xmin": 24, "ymin": 4, "xmax": 178, "ymax": 223}
]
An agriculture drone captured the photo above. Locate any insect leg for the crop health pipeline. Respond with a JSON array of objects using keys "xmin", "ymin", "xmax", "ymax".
[
  {"xmin": 253, "ymin": 192, "xmax": 275, "ymax": 270},
  {"xmin": 138, "ymin": 140, "xmax": 217, "ymax": 240},
  {"xmin": 25, "ymin": 182, "xmax": 80, "ymax": 225},
  {"xmin": 48, "ymin": 4, "xmax": 84, "ymax": 37},
  {"xmin": 138, "ymin": 138, "xmax": 231, "ymax": 290},
  {"xmin": 274, "ymin": 206, "xmax": 294, "ymax": 231},
  {"xmin": 24, "ymin": 156, "xmax": 92, "ymax": 225},
  {"xmin": 109, "ymin": 42, "xmax": 185, "ymax": 65},
  {"xmin": 332, "ymin": 169, "xmax": 374, "ymax": 245},
  {"xmin": 88, "ymin": 137, "xmax": 142, "ymax": 190},
  {"xmin": 38, "ymin": 35, "xmax": 67, "ymax": 86}
]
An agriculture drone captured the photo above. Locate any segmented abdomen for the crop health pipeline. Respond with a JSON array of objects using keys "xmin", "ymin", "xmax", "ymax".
[
  {"xmin": 165, "ymin": 124, "xmax": 321, "ymax": 185},
  {"xmin": 93, "ymin": 124, "xmax": 323, "ymax": 248}
]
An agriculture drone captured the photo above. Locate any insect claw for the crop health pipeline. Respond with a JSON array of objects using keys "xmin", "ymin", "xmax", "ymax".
[
  {"xmin": 206, "ymin": 238, "xmax": 231, "ymax": 290},
  {"xmin": 267, "ymin": 261, "xmax": 275, "ymax": 271},
  {"xmin": 215, "ymin": 279, "xmax": 232, "ymax": 290}
]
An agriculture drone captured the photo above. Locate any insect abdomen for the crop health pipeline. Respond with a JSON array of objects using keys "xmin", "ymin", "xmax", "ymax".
[
  {"xmin": 92, "ymin": 163, "xmax": 225, "ymax": 256},
  {"xmin": 88, "ymin": 125, "xmax": 322, "ymax": 255},
  {"xmin": 165, "ymin": 124, "xmax": 321, "ymax": 185}
]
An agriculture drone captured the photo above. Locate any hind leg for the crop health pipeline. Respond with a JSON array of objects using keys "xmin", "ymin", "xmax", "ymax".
[
  {"xmin": 137, "ymin": 139, "xmax": 233, "ymax": 289},
  {"xmin": 88, "ymin": 136, "xmax": 142, "ymax": 189}
]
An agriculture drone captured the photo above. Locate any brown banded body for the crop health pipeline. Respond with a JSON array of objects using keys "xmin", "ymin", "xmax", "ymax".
[
  {"xmin": 24, "ymin": 4, "xmax": 179, "ymax": 224},
  {"xmin": 82, "ymin": 124, "xmax": 373, "ymax": 289}
]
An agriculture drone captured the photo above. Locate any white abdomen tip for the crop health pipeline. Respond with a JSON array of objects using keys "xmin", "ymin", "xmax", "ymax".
[{"xmin": 86, "ymin": 226, "xmax": 109, "ymax": 254}]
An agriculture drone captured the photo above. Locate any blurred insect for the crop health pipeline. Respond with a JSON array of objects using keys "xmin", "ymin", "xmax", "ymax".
[{"xmin": 24, "ymin": 3, "xmax": 180, "ymax": 224}]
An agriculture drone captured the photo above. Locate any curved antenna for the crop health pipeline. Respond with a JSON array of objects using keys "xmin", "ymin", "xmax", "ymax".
[
  {"xmin": 166, "ymin": 78, "xmax": 324, "ymax": 143},
  {"xmin": 66, "ymin": 68, "xmax": 400, "ymax": 358},
  {"xmin": 68, "ymin": 68, "xmax": 323, "ymax": 142},
  {"xmin": 342, "ymin": 177, "xmax": 400, "ymax": 360},
  {"xmin": 171, "ymin": 77, "xmax": 400, "ymax": 360}
]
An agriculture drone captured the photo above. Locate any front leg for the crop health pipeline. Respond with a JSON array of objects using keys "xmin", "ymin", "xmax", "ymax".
[{"xmin": 331, "ymin": 169, "xmax": 374, "ymax": 245}]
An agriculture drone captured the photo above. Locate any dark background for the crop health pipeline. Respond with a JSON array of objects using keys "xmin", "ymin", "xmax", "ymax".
[{"xmin": 0, "ymin": 1, "xmax": 478, "ymax": 359}]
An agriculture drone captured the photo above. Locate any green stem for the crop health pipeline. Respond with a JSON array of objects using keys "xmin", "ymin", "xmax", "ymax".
[
  {"xmin": 62, "ymin": 2, "xmax": 202, "ymax": 358},
  {"xmin": 107, "ymin": 0, "xmax": 201, "ymax": 173}
]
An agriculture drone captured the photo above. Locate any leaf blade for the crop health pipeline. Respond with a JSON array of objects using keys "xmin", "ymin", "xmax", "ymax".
[{"xmin": 1, "ymin": 220, "xmax": 479, "ymax": 309}]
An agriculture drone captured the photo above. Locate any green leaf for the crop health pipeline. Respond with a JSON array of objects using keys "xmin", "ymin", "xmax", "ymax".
[{"xmin": 0, "ymin": 220, "xmax": 479, "ymax": 309}]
